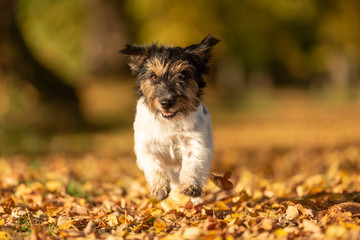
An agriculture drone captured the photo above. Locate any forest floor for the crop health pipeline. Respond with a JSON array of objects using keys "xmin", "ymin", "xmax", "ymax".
[{"xmin": 1, "ymin": 92, "xmax": 360, "ymax": 239}]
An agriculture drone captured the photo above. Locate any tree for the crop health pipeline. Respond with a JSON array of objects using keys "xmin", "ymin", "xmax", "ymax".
[{"xmin": 0, "ymin": 0, "xmax": 88, "ymax": 130}]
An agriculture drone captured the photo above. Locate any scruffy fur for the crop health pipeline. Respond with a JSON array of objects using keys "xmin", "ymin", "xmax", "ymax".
[{"xmin": 121, "ymin": 35, "xmax": 219, "ymax": 201}]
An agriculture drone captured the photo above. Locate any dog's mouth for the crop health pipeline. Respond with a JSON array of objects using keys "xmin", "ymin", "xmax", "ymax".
[{"xmin": 161, "ymin": 111, "xmax": 178, "ymax": 119}]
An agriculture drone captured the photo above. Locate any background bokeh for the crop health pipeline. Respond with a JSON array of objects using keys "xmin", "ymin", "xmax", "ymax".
[{"xmin": 1, "ymin": 0, "xmax": 360, "ymax": 155}]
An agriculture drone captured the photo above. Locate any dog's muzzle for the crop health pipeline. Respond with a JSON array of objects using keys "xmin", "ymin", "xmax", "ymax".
[{"xmin": 159, "ymin": 98, "xmax": 177, "ymax": 119}]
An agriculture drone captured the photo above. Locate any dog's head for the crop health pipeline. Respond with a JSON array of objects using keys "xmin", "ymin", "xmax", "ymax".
[{"xmin": 121, "ymin": 34, "xmax": 219, "ymax": 119}]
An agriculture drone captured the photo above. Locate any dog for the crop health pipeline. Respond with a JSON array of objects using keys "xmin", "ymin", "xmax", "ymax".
[{"xmin": 121, "ymin": 34, "xmax": 219, "ymax": 201}]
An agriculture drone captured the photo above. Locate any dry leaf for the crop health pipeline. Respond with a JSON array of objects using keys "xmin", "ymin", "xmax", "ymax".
[
  {"xmin": 57, "ymin": 216, "xmax": 73, "ymax": 230},
  {"xmin": 106, "ymin": 214, "xmax": 119, "ymax": 226},
  {"xmin": 84, "ymin": 220, "xmax": 95, "ymax": 235},
  {"xmin": 331, "ymin": 202, "xmax": 360, "ymax": 217},
  {"xmin": 0, "ymin": 231, "xmax": 11, "ymax": 240},
  {"xmin": 154, "ymin": 221, "xmax": 169, "ymax": 233},
  {"xmin": 183, "ymin": 227, "xmax": 202, "ymax": 239},
  {"xmin": 11, "ymin": 207, "xmax": 27, "ymax": 219},
  {"xmin": 209, "ymin": 172, "xmax": 234, "ymax": 190},
  {"xmin": 302, "ymin": 219, "xmax": 321, "ymax": 233},
  {"xmin": 285, "ymin": 206, "xmax": 299, "ymax": 220},
  {"xmin": 258, "ymin": 218, "xmax": 273, "ymax": 231}
]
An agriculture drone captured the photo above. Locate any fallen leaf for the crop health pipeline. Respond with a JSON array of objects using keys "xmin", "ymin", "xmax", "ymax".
[
  {"xmin": 183, "ymin": 227, "xmax": 202, "ymax": 239},
  {"xmin": 154, "ymin": 221, "xmax": 169, "ymax": 233},
  {"xmin": 84, "ymin": 220, "xmax": 95, "ymax": 235},
  {"xmin": 106, "ymin": 214, "xmax": 119, "ymax": 226},
  {"xmin": 45, "ymin": 180, "xmax": 62, "ymax": 192},
  {"xmin": 326, "ymin": 225, "xmax": 347, "ymax": 238},
  {"xmin": 302, "ymin": 219, "xmax": 321, "ymax": 233},
  {"xmin": 203, "ymin": 216, "xmax": 221, "ymax": 230},
  {"xmin": 0, "ymin": 231, "xmax": 11, "ymax": 240},
  {"xmin": 331, "ymin": 202, "xmax": 360, "ymax": 217},
  {"xmin": 285, "ymin": 206, "xmax": 299, "ymax": 220},
  {"xmin": 223, "ymin": 171, "xmax": 232, "ymax": 179},
  {"xmin": 209, "ymin": 172, "xmax": 234, "ymax": 191},
  {"xmin": 57, "ymin": 216, "xmax": 73, "ymax": 230},
  {"xmin": 11, "ymin": 207, "xmax": 27, "ymax": 219},
  {"xmin": 258, "ymin": 218, "xmax": 273, "ymax": 231}
]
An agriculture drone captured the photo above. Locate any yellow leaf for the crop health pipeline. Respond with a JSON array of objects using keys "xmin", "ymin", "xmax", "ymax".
[
  {"xmin": 161, "ymin": 189, "xmax": 188, "ymax": 211},
  {"xmin": 0, "ymin": 231, "xmax": 11, "ymax": 240},
  {"xmin": 231, "ymin": 213, "xmax": 243, "ymax": 219},
  {"xmin": 48, "ymin": 217, "xmax": 56, "ymax": 224},
  {"xmin": 215, "ymin": 201, "xmax": 229, "ymax": 210},
  {"xmin": 151, "ymin": 209, "xmax": 163, "ymax": 217},
  {"xmin": 326, "ymin": 225, "xmax": 347, "ymax": 238},
  {"xmin": 57, "ymin": 216, "xmax": 73, "ymax": 230},
  {"xmin": 106, "ymin": 214, "xmax": 119, "ymax": 226},
  {"xmin": 154, "ymin": 222, "xmax": 168, "ymax": 232},
  {"xmin": 15, "ymin": 184, "xmax": 32, "ymax": 197},
  {"xmin": 274, "ymin": 228, "xmax": 288, "ymax": 237},
  {"xmin": 119, "ymin": 215, "xmax": 126, "ymax": 224},
  {"xmin": 0, "ymin": 219, "xmax": 4, "ymax": 226},
  {"xmin": 47, "ymin": 206, "xmax": 62, "ymax": 217},
  {"xmin": 45, "ymin": 180, "xmax": 62, "ymax": 192}
]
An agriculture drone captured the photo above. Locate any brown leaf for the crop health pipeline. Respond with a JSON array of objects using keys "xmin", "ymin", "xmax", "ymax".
[
  {"xmin": 331, "ymin": 202, "xmax": 360, "ymax": 217},
  {"xmin": 30, "ymin": 226, "xmax": 47, "ymax": 240},
  {"xmin": 223, "ymin": 171, "xmax": 232, "ymax": 179},
  {"xmin": 203, "ymin": 216, "xmax": 222, "ymax": 230},
  {"xmin": 209, "ymin": 172, "xmax": 234, "ymax": 190},
  {"xmin": 84, "ymin": 220, "xmax": 95, "ymax": 235}
]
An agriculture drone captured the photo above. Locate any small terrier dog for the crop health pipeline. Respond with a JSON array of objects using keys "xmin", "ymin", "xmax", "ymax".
[{"xmin": 121, "ymin": 35, "xmax": 219, "ymax": 201}]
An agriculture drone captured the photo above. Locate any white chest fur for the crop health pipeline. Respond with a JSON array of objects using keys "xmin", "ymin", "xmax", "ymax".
[{"xmin": 133, "ymin": 97, "xmax": 213, "ymax": 196}]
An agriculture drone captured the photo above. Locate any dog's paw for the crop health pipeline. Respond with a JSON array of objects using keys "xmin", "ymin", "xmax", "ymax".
[
  {"xmin": 179, "ymin": 183, "xmax": 204, "ymax": 197},
  {"xmin": 150, "ymin": 184, "xmax": 171, "ymax": 201}
]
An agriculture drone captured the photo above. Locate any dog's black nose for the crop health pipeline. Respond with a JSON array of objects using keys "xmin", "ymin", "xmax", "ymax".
[{"xmin": 160, "ymin": 99, "xmax": 174, "ymax": 109}]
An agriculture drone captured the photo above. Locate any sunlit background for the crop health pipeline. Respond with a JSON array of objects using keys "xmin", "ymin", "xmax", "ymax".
[{"xmin": 1, "ymin": 0, "xmax": 360, "ymax": 156}]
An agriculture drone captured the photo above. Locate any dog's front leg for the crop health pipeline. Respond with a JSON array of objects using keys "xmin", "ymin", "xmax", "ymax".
[
  {"xmin": 136, "ymin": 151, "xmax": 171, "ymax": 201},
  {"xmin": 178, "ymin": 137, "xmax": 212, "ymax": 197}
]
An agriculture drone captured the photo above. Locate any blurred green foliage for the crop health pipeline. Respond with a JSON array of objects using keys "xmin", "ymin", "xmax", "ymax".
[
  {"xmin": 14, "ymin": 0, "xmax": 360, "ymax": 89},
  {"xmin": 16, "ymin": 0, "xmax": 85, "ymax": 83}
]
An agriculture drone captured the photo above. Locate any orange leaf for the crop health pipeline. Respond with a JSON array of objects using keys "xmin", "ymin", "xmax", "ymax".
[{"xmin": 209, "ymin": 172, "xmax": 234, "ymax": 190}]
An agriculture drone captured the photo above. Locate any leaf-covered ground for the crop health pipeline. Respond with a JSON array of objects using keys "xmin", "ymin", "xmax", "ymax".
[{"xmin": 1, "ymin": 95, "xmax": 360, "ymax": 239}]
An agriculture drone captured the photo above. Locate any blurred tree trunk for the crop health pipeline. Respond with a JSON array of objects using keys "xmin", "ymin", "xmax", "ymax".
[
  {"xmin": 84, "ymin": 0, "xmax": 131, "ymax": 76},
  {"xmin": 0, "ymin": 0, "xmax": 87, "ymax": 131}
]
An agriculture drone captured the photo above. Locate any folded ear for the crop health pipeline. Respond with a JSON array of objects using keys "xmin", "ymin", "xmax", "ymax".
[
  {"xmin": 120, "ymin": 45, "xmax": 148, "ymax": 73},
  {"xmin": 185, "ymin": 34, "xmax": 220, "ymax": 69}
]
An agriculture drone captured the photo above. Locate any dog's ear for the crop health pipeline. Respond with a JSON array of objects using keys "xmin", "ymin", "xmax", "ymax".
[
  {"xmin": 120, "ymin": 45, "xmax": 148, "ymax": 73},
  {"xmin": 184, "ymin": 34, "xmax": 220, "ymax": 70}
]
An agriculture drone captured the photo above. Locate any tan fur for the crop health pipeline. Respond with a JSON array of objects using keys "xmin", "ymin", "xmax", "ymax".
[
  {"xmin": 169, "ymin": 61, "xmax": 194, "ymax": 75},
  {"xmin": 140, "ymin": 80, "xmax": 157, "ymax": 112},
  {"xmin": 146, "ymin": 58, "xmax": 169, "ymax": 77}
]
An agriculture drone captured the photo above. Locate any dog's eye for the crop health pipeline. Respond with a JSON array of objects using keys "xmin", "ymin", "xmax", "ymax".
[
  {"xmin": 151, "ymin": 74, "xmax": 158, "ymax": 81},
  {"xmin": 179, "ymin": 74, "xmax": 185, "ymax": 80}
]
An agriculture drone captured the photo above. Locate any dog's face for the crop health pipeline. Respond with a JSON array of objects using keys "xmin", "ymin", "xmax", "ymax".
[{"xmin": 121, "ymin": 35, "xmax": 219, "ymax": 119}]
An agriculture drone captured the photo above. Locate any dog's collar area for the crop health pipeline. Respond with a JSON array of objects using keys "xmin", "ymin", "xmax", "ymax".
[{"xmin": 161, "ymin": 111, "xmax": 178, "ymax": 119}]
